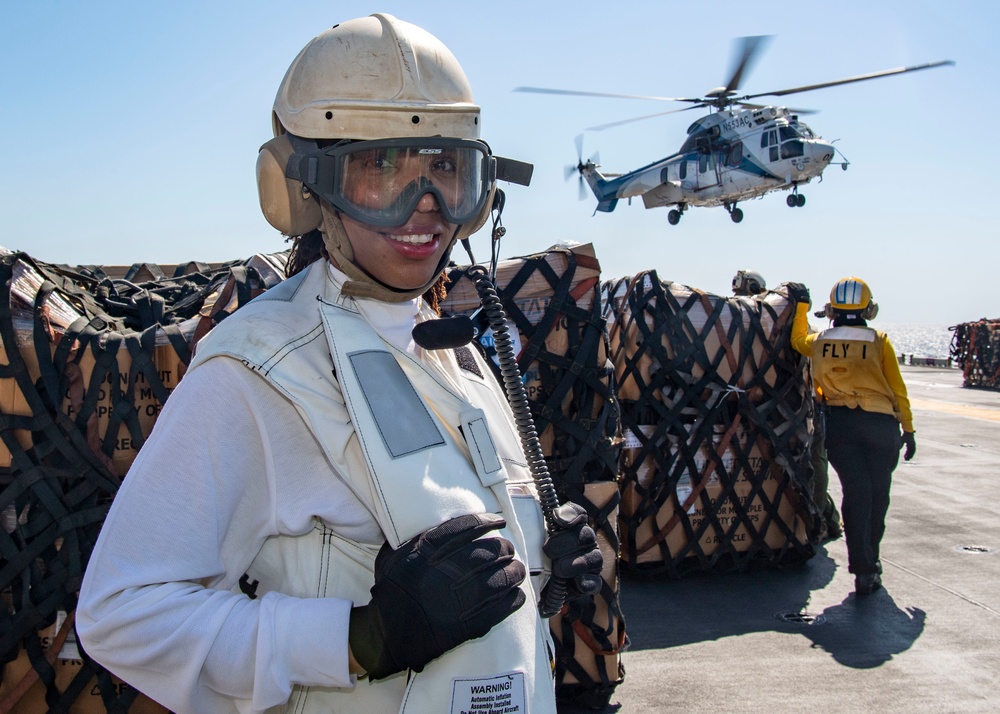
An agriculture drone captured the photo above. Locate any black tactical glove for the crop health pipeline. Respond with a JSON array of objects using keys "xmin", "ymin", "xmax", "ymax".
[
  {"xmin": 541, "ymin": 503, "xmax": 604, "ymax": 604},
  {"xmin": 785, "ymin": 282, "xmax": 811, "ymax": 305},
  {"xmin": 349, "ymin": 513, "xmax": 526, "ymax": 680},
  {"xmin": 902, "ymin": 431, "xmax": 916, "ymax": 461}
]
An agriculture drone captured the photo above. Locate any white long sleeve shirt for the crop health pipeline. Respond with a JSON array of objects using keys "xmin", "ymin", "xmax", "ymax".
[{"xmin": 77, "ymin": 272, "xmax": 425, "ymax": 713}]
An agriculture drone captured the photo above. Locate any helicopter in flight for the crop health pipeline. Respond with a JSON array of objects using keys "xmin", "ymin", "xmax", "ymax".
[{"xmin": 515, "ymin": 37, "xmax": 953, "ymax": 225}]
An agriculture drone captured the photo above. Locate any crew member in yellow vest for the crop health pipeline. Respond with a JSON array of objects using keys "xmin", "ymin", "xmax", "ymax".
[
  {"xmin": 77, "ymin": 14, "xmax": 603, "ymax": 713},
  {"xmin": 787, "ymin": 277, "xmax": 915, "ymax": 596}
]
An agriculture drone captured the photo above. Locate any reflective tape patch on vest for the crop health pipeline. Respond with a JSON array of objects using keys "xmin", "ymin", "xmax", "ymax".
[
  {"xmin": 349, "ymin": 349, "xmax": 445, "ymax": 457},
  {"xmin": 460, "ymin": 408, "xmax": 505, "ymax": 488}
]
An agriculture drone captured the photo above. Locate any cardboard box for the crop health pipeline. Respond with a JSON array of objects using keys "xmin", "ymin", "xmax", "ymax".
[
  {"xmin": 604, "ymin": 272, "xmax": 795, "ymax": 404},
  {"xmin": 442, "ymin": 243, "xmax": 606, "ymax": 459},
  {"xmin": 0, "ymin": 614, "xmax": 168, "ymax": 714},
  {"xmin": 0, "ymin": 343, "xmax": 39, "ymax": 469},
  {"xmin": 618, "ymin": 427, "xmax": 807, "ymax": 564},
  {"xmin": 605, "ymin": 272, "xmax": 812, "ymax": 570},
  {"xmin": 549, "ymin": 481, "xmax": 624, "ymax": 689},
  {"xmin": 1, "ymin": 333, "xmax": 186, "ymax": 478},
  {"xmin": 0, "ymin": 251, "xmax": 192, "ymax": 477}
]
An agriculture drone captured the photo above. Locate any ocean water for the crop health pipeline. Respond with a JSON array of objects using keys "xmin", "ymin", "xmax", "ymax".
[{"xmin": 876, "ymin": 323, "xmax": 955, "ymax": 360}]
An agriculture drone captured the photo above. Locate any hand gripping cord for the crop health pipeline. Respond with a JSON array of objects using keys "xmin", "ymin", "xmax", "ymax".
[{"xmin": 465, "ymin": 264, "xmax": 567, "ymax": 617}]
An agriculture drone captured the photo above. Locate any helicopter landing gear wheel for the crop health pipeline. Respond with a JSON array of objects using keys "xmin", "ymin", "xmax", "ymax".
[
  {"xmin": 796, "ymin": 193, "xmax": 806, "ymax": 207},
  {"xmin": 787, "ymin": 194, "xmax": 797, "ymax": 208},
  {"xmin": 668, "ymin": 209, "xmax": 681, "ymax": 225},
  {"xmin": 730, "ymin": 207, "xmax": 743, "ymax": 223}
]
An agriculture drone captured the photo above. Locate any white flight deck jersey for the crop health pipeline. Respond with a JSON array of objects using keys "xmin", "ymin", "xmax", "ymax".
[{"xmin": 190, "ymin": 259, "xmax": 556, "ymax": 713}]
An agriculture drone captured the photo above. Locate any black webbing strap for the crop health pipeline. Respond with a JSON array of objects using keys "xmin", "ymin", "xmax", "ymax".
[
  {"xmin": 0, "ymin": 250, "xmax": 288, "ymax": 712},
  {"xmin": 444, "ymin": 249, "xmax": 624, "ymax": 700},
  {"xmin": 123, "ymin": 263, "xmax": 165, "ymax": 283},
  {"xmin": 606, "ymin": 271, "xmax": 815, "ymax": 577},
  {"xmin": 491, "ymin": 250, "xmax": 620, "ymax": 489},
  {"xmin": 474, "ymin": 250, "xmax": 625, "ymax": 699},
  {"xmin": 0, "ymin": 257, "xmax": 119, "ymax": 677},
  {"xmin": 552, "ymin": 574, "xmax": 626, "ymax": 695}
]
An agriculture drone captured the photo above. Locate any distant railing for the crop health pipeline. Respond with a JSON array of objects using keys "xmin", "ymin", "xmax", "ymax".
[{"xmin": 897, "ymin": 354, "xmax": 954, "ymax": 368}]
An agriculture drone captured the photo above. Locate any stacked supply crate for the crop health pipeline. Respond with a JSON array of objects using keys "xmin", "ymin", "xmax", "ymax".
[
  {"xmin": 0, "ymin": 248, "xmax": 285, "ymax": 713},
  {"xmin": 603, "ymin": 270, "xmax": 816, "ymax": 577},
  {"xmin": 442, "ymin": 243, "xmax": 624, "ymax": 709},
  {"xmin": 950, "ymin": 319, "xmax": 1000, "ymax": 391}
]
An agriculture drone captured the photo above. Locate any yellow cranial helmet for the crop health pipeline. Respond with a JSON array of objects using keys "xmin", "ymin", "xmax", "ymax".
[
  {"xmin": 829, "ymin": 276, "xmax": 872, "ymax": 310},
  {"xmin": 827, "ymin": 276, "xmax": 878, "ymax": 320}
]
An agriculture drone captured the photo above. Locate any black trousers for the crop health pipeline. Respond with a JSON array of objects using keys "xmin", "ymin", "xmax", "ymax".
[{"xmin": 824, "ymin": 407, "xmax": 901, "ymax": 575}]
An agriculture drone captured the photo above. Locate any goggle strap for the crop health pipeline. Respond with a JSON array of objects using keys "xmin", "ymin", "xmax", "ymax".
[
  {"xmin": 495, "ymin": 156, "xmax": 534, "ymax": 187},
  {"xmin": 283, "ymin": 135, "xmax": 321, "ymax": 182}
]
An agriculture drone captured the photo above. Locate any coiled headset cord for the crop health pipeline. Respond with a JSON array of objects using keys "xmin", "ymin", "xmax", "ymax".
[{"xmin": 466, "ymin": 264, "xmax": 567, "ymax": 618}]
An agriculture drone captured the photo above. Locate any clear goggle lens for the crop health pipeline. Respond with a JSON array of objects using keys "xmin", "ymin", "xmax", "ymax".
[{"xmin": 298, "ymin": 138, "xmax": 494, "ymax": 228}]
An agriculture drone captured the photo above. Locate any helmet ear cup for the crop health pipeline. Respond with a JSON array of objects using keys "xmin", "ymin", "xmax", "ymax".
[
  {"xmin": 823, "ymin": 303, "xmax": 834, "ymax": 319},
  {"xmin": 863, "ymin": 300, "xmax": 879, "ymax": 321},
  {"xmin": 256, "ymin": 135, "xmax": 322, "ymax": 236}
]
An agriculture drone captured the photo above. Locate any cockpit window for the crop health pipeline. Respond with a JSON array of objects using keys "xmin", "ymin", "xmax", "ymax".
[
  {"xmin": 780, "ymin": 140, "xmax": 805, "ymax": 159},
  {"xmin": 794, "ymin": 123, "xmax": 815, "ymax": 138},
  {"xmin": 779, "ymin": 126, "xmax": 801, "ymax": 142}
]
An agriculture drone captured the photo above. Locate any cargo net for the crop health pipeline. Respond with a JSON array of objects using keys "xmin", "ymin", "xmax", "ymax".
[
  {"xmin": 604, "ymin": 271, "xmax": 817, "ymax": 578},
  {"xmin": 0, "ymin": 247, "xmax": 286, "ymax": 713},
  {"xmin": 442, "ymin": 244, "xmax": 625, "ymax": 708},
  {"xmin": 950, "ymin": 319, "xmax": 1000, "ymax": 391}
]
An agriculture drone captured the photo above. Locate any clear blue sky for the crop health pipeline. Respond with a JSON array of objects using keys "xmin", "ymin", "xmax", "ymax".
[{"xmin": 2, "ymin": 0, "xmax": 994, "ymax": 324}]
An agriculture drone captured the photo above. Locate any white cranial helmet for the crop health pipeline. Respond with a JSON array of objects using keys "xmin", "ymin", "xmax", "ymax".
[
  {"xmin": 255, "ymin": 14, "xmax": 499, "ymax": 301},
  {"xmin": 271, "ymin": 13, "xmax": 481, "ymax": 141}
]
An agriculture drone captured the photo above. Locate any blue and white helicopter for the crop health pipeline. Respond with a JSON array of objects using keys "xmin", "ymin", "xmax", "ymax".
[{"xmin": 516, "ymin": 37, "xmax": 953, "ymax": 225}]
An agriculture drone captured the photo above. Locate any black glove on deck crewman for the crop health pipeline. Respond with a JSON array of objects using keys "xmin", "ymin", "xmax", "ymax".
[
  {"xmin": 542, "ymin": 502, "xmax": 604, "ymax": 603},
  {"xmin": 785, "ymin": 282, "xmax": 811, "ymax": 305},
  {"xmin": 349, "ymin": 513, "xmax": 526, "ymax": 680},
  {"xmin": 902, "ymin": 430, "xmax": 917, "ymax": 461}
]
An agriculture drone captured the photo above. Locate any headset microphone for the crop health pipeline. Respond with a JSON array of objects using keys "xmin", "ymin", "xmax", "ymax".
[{"xmin": 411, "ymin": 315, "xmax": 476, "ymax": 351}]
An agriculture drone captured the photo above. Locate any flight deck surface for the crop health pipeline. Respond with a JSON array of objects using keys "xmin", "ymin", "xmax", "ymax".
[{"xmin": 565, "ymin": 365, "xmax": 999, "ymax": 713}]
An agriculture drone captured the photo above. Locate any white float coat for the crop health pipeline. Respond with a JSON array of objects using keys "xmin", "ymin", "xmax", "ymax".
[{"xmin": 77, "ymin": 260, "xmax": 554, "ymax": 713}]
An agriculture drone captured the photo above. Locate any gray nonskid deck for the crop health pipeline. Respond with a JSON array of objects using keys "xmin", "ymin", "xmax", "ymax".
[{"xmin": 564, "ymin": 365, "xmax": 1000, "ymax": 713}]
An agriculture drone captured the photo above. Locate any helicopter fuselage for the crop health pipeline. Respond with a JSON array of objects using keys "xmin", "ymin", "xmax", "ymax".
[{"xmin": 581, "ymin": 106, "xmax": 836, "ymax": 217}]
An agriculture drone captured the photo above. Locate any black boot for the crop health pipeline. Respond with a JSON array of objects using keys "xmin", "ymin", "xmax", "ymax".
[{"xmin": 855, "ymin": 573, "xmax": 882, "ymax": 596}]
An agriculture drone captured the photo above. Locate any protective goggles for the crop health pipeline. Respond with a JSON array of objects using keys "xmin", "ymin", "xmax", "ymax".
[{"xmin": 294, "ymin": 138, "xmax": 496, "ymax": 228}]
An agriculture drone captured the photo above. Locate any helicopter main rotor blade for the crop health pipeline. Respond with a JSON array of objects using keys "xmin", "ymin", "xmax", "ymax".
[
  {"xmin": 741, "ymin": 59, "xmax": 955, "ymax": 101},
  {"xmin": 586, "ymin": 104, "xmax": 706, "ymax": 132},
  {"xmin": 734, "ymin": 101, "xmax": 818, "ymax": 114},
  {"xmin": 723, "ymin": 35, "xmax": 772, "ymax": 94},
  {"xmin": 514, "ymin": 86, "xmax": 703, "ymax": 103}
]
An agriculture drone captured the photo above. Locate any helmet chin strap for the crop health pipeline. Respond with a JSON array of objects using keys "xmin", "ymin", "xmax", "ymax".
[{"xmin": 319, "ymin": 204, "xmax": 456, "ymax": 303}]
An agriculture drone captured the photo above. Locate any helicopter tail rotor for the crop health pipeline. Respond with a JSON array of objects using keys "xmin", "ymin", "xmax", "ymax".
[{"xmin": 567, "ymin": 134, "xmax": 599, "ymax": 199}]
